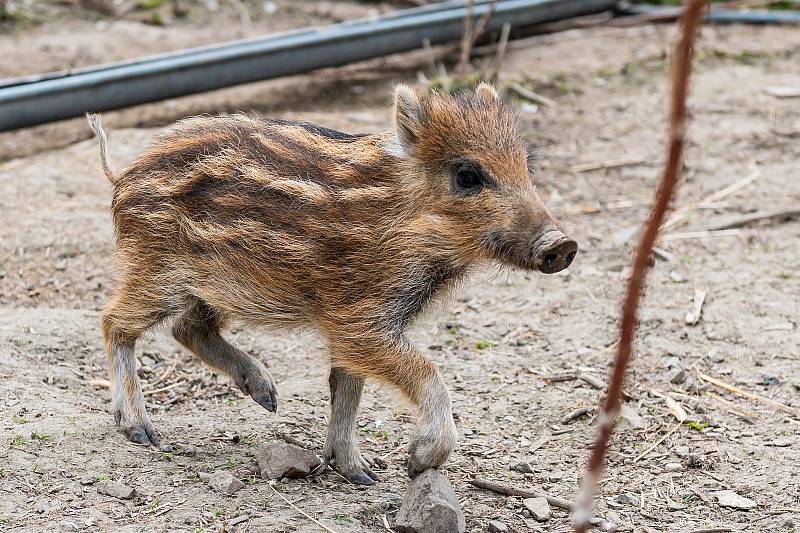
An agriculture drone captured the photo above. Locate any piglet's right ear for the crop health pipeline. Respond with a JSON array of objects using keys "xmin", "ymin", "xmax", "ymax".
[{"xmin": 392, "ymin": 84, "xmax": 425, "ymax": 157}]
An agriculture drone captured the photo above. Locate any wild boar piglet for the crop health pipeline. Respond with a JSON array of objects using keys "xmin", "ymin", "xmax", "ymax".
[{"xmin": 89, "ymin": 82, "xmax": 577, "ymax": 485}]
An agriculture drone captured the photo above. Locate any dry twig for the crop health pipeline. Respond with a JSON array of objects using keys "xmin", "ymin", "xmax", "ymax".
[
  {"xmin": 507, "ymin": 81, "xmax": 557, "ymax": 107},
  {"xmin": 573, "ymin": 2, "xmax": 708, "ymax": 531},
  {"xmin": 570, "ymin": 158, "xmax": 645, "ymax": 173},
  {"xmin": 486, "ymin": 22, "xmax": 511, "ymax": 82},
  {"xmin": 705, "ymin": 391, "xmax": 758, "ymax": 422},
  {"xmin": 457, "ymin": 0, "xmax": 498, "ymax": 77},
  {"xmin": 707, "ymin": 206, "xmax": 800, "ymax": 231},
  {"xmin": 267, "ymin": 481, "xmax": 339, "ymax": 533},
  {"xmin": 697, "ymin": 370, "xmax": 800, "ymax": 416},
  {"xmin": 469, "ymin": 478, "xmax": 615, "ymax": 531},
  {"xmin": 658, "ymin": 229, "xmax": 741, "ymax": 242},
  {"xmin": 633, "ymin": 421, "xmax": 682, "ymax": 463},
  {"xmin": 662, "ymin": 171, "xmax": 759, "ymax": 230}
]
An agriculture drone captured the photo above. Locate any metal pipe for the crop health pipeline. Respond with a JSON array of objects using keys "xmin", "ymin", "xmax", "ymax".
[
  {"xmin": 618, "ymin": 4, "xmax": 800, "ymax": 25},
  {"xmin": 0, "ymin": 0, "xmax": 618, "ymax": 131}
]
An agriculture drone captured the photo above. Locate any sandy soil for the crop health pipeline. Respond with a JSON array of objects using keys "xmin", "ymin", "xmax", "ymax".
[{"xmin": 1, "ymin": 4, "xmax": 799, "ymax": 532}]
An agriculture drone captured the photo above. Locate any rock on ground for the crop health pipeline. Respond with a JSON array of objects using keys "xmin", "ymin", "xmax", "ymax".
[
  {"xmin": 255, "ymin": 441, "xmax": 322, "ymax": 480},
  {"xmin": 523, "ymin": 496, "xmax": 551, "ymax": 522},
  {"xmin": 619, "ymin": 404, "xmax": 646, "ymax": 431},
  {"xmin": 96, "ymin": 480, "xmax": 135, "ymax": 500},
  {"xmin": 395, "ymin": 469, "xmax": 465, "ymax": 533},
  {"xmin": 208, "ymin": 470, "xmax": 245, "ymax": 496},
  {"xmin": 487, "ymin": 520, "xmax": 508, "ymax": 532},
  {"xmin": 715, "ymin": 490, "xmax": 757, "ymax": 510}
]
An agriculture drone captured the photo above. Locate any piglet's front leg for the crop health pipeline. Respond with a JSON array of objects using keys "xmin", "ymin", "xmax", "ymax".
[
  {"xmin": 327, "ymin": 332, "xmax": 458, "ymax": 479},
  {"xmin": 406, "ymin": 371, "xmax": 458, "ymax": 478}
]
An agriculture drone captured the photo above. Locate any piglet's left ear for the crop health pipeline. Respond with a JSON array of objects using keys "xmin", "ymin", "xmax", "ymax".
[
  {"xmin": 393, "ymin": 84, "xmax": 426, "ymax": 157},
  {"xmin": 476, "ymin": 82, "xmax": 499, "ymax": 101}
]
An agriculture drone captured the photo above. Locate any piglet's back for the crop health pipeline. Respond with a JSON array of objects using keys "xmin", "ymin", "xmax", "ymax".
[{"xmin": 107, "ymin": 115, "xmax": 425, "ymax": 323}]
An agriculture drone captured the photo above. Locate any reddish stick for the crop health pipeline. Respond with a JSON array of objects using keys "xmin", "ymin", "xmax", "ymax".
[{"xmin": 573, "ymin": 1, "xmax": 708, "ymax": 531}]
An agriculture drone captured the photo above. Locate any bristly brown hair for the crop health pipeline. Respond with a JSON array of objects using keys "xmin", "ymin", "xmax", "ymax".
[{"xmin": 90, "ymin": 82, "xmax": 577, "ymax": 483}]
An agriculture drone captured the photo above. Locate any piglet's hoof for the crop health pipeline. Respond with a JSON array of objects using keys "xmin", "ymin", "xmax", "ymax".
[
  {"xmin": 406, "ymin": 431, "xmax": 455, "ymax": 479},
  {"xmin": 395, "ymin": 469, "xmax": 465, "ymax": 533}
]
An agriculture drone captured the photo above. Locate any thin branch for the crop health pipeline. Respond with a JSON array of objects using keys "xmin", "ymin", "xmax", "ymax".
[
  {"xmin": 457, "ymin": 0, "xmax": 474, "ymax": 76},
  {"xmin": 573, "ymin": 1, "xmax": 709, "ymax": 531},
  {"xmin": 267, "ymin": 481, "xmax": 339, "ymax": 533},
  {"xmin": 469, "ymin": 478, "xmax": 615, "ymax": 531},
  {"xmin": 457, "ymin": 0, "xmax": 498, "ymax": 77},
  {"xmin": 697, "ymin": 370, "xmax": 800, "ymax": 415}
]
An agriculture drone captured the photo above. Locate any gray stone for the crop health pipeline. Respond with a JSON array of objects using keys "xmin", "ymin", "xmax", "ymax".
[
  {"xmin": 255, "ymin": 441, "xmax": 322, "ymax": 480},
  {"xmin": 176, "ymin": 443, "xmax": 197, "ymax": 456},
  {"xmin": 511, "ymin": 461, "xmax": 534, "ymax": 474},
  {"xmin": 664, "ymin": 462, "xmax": 683, "ymax": 473},
  {"xmin": 674, "ymin": 445, "xmax": 690, "ymax": 457},
  {"xmin": 198, "ymin": 471, "xmax": 212, "ymax": 482},
  {"xmin": 79, "ymin": 472, "xmax": 99, "ymax": 485},
  {"xmin": 618, "ymin": 404, "xmax": 645, "ymax": 430},
  {"xmin": 487, "ymin": 520, "xmax": 508, "ymax": 533},
  {"xmin": 395, "ymin": 469, "xmax": 465, "ymax": 533},
  {"xmin": 208, "ymin": 470, "xmax": 245, "ymax": 496},
  {"xmin": 667, "ymin": 501, "xmax": 686, "ymax": 511},
  {"xmin": 669, "ymin": 367, "xmax": 688, "ymax": 384},
  {"xmin": 34, "ymin": 497, "xmax": 61, "ymax": 514},
  {"xmin": 715, "ymin": 490, "xmax": 756, "ymax": 510},
  {"xmin": 523, "ymin": 497, "xmax": 551, "ymax": 522},
  {"xmin": 615, "ymin": 492, "xmax": 640, "ymax": 506},
  {"xmin": 669, "ymin": 270, "xmax": 685, "ymax": 283},
  {"xmin": 58, "ymin": 521, "xmax": 79, "ymax": 532},
  {"xmin": 547, "ymin": 471, "xmax": 564, "ymax": 482},
  {"xmin": 96, "ymin": 480, "xmax": 135, "ymax": 500}
]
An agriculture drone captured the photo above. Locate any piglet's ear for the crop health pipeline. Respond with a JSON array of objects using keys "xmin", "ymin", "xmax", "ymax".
[
  {"xmin": 476, "ymin": 81, "xmax": 499, "ymax": 101},
  {"xmin": 392, "ymin": 84, "xmax": 425, "ymax": 157}
]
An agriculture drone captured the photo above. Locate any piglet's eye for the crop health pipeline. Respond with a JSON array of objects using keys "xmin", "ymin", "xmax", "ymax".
[{"xmin": 456, "ymin": 169, "xmax": 483, "ymax": 189}]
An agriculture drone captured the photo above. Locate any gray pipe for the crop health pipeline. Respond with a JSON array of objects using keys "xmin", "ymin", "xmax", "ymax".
[
  {"xmin": 0, "ymin": 0, "xmax": 618, "ymax": 131},
  {"xmin": 618, "ymin": 4, "xmax": 800, "ymax": 25}
]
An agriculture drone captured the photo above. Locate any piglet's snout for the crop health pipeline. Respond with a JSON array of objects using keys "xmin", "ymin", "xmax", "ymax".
[{"xmin": 533, "ymin": 229, "xmax": 578, "ymax": 274}]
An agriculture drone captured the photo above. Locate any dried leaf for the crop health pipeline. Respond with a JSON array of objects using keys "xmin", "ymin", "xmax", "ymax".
[{"xmin": 665, "ymin": 395, "xmax": 687, "ymax": 422}]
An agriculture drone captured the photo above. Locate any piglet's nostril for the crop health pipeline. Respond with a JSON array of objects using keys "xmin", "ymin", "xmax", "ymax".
[{"xmin": 537, "ymin": 238, "xmax": 578, "ymax": 274}]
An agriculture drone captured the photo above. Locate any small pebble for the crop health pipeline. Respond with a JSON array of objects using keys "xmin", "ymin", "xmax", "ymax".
[
  {"xmin": 96, "ymin": 480, "xmax": 135, "ymax": 500},
  {"xmin": 488, "ymin": 520, "xmax": 508, "ymax": 533},
  {"xmin": 667, "ymin": 502, "xmax": 686, "ymax": 511},
  {"xmin": 176, "ymin": 443, "xmax": 197, "ymax": 456},
  {"xmin": 511, "ymin": 461, "xmax": 535, "ymax": 474},
  {"xmin": 619, "ymin": 404, "xmax": 645, "ymax": 430},
  {"xmin": 714, "ymin": 490, "xmax": 757, "ymax": 510},
  {"xmin": 208, "ymin": 470, "xmax": 245, "ymax": 496},
  {"xmin": 523, "ymin": 497, "xmax": 551, "ymax": 522},
  {"xmin": 255, "ymin": 441, "xmax": 322, "ymax": 480},
  {"xmin": 58, "ymin": 521, "xmax": 78, "ymax": 532},
  {"xmin": 664, "ymin": 462, "xmax": 683, "ymax": 472},
  {"xmin": 79, "ymin": 473, "xmax": 98, "ymax": 486},
  {"xmin": 669, "ymin": 270, "xmax": 685, "ymax": 283},
  {"xmin": 673, "ymin": 445, "xmax": 690, "ymax": 457},
  {"xmin": 669, "ymin": 367, "xmax": 687, "ymax": 384},
  {"xmin": 615, "ymin": 493, "xmax": 640, "ymax": 506}
]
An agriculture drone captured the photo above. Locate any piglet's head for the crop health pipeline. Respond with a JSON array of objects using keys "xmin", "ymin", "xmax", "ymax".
[{"xmin": 390, "ymin": 83, "xmax": 577, "ymax": 274}]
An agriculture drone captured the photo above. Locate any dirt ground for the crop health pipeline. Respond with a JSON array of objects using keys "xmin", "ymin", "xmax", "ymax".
[{"xmin": 1, "ymin": 2, "xmax": 799, "ymax": 532}]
